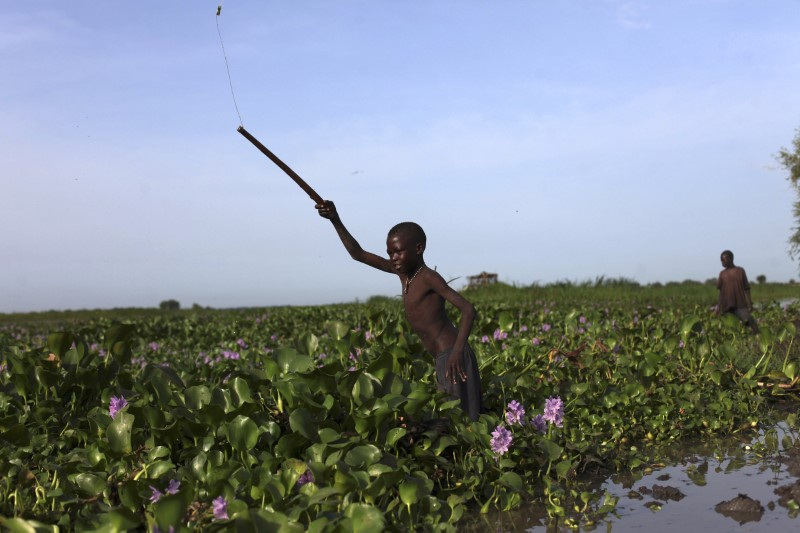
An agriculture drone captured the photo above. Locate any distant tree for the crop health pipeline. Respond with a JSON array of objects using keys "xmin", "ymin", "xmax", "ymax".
[
  {"xmin": 756, "ymin": 274, "xmax": 767, "ymax": 284},
  {"xmin": 159, "ymin": 299, "xmax": 180, "ymax": 310},
  {"xmin": 777, "ymin": 128, "xmax": 800, "ymax": 265}
]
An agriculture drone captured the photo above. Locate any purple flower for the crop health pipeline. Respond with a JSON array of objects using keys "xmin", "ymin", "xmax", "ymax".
[
  {"xmin": 531, "ymin": 414, "xmax": 547, "ymax": 433},
  {"xmin": 543, "ymin": 396, "xmax": 564, "ymax": 427},
  {"xmin": 678, "ymin": 340, "xmax": 685, "ymax": 349},
  {"xmin": 270, "ymin": 334, "xmax": 278, "ymax": 342},
  {"xmin": 166, "ymin": 479, "xmax": 180, "ymax": 495},
  {"xmin": 490, "ymin": 425, "xmax": 513, "ymax": 455},
  {"xmin": 541, "ymin": 324, "xmax": 551, "ymax": 332},
  {"xmin": 519, "ymin": 325, "xmax": 528, "ymax": 332},
  {"xmin": 149, "ymin": 341, "xmax": 160, "ymax": 351},
  {"xmin": 365, "ymin": 331, "xmax": 374, "ymax": 341},
  {"xmin": 481, "ymin": 335, "xmax": 490, "ymax": 344},
  {"xmin": 493, "ymin": 328, "xmax": 507, "ymax": 341},
  {"xmin": 577, "ymin": 328, "xmax": 585, "ymax": 334},
  {"xmin": 109, "ymin": 395, "xmax": 128, "ymax": 419},
  {"xmin": 236, "ymin": 338, "xmax": 248, "ymax": 349},
  {"xmin": 505, "ymin": 400, "xmax": 525, "ymax": 425},
  {"xmin": 531, "ymin": 337, "xmax": 541, "ymax": 346},
  {"xmin": 222, "ymin": 350, "xmax": 240, "ymax": 360},
  {"xmin": 212, "ymin": 496, "xmax": 229, "ymax": 520},
  {"xmin": 297, "ymin": 469, "xmax": 315, "ymax": 487},
  {"xmin": 579, "ymin": 315, "xmax": 586, "ymax": 324},
  {"xmin": 149, "ymin": 486, "xmax": 163, "ymax": 503}
]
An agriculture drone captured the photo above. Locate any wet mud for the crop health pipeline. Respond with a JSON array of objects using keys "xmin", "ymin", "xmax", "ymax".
[{"xmin": 466, "ymin": 420, "xmax": 800, "ymax": 532}]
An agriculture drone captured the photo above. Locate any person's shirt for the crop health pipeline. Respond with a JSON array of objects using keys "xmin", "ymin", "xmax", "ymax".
[{"xmin": 717, "ymin": 266, "xmax": 750, "ymax": 312}]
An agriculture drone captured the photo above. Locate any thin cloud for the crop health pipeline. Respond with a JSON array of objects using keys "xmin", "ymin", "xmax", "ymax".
[
  {"xmin": 0, "ymin": 10, "xmax": 79, "ymax": 50},
  {"xmin": 614, "ymin": 1, "xmax": 652, "ymax": 29}
]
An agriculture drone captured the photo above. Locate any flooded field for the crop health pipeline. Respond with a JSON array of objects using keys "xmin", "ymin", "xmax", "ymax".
[{"xmin": 469, "ymin": 420, "xmax": 800, "ymax": 532}]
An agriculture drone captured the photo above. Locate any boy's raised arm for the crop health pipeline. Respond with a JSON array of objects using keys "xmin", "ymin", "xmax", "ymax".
[{"xmin": 316, "ymin": 200, "xmax": 393, "ymax": 273}]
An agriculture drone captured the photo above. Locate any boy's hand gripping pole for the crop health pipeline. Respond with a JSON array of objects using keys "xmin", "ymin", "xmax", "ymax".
[{"xmin": 237, "ymin": 126, "xmax": 324, "ymax": 204}]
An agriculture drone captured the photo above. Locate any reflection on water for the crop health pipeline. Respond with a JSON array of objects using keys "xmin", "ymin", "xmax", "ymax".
[{"xmin": 466, "ymin": 422, "xmax": 799, "ymax": 532}]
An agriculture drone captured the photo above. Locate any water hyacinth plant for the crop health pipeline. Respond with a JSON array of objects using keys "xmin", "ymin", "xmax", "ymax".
[
  {"xmin": 543, "ymin": 396, "xmax": 564, "ymax": 427},
  {"xmin": 212, "ymin": 496, "xmax": 229, "ymax": 520},
  {"xmin": 490, "ymin": 425, "xmax": 513, "ymax": 455},
  {"xmin": 0, "ymin": 283, "xmax": 797, "ymax": 530},
  {"xmin": 505, "ymin": 400, "xmax": 525, "ymax": 425},
  {"xmin": 108, "ymin": 394, "xmax": 127, "ymax": 419}
]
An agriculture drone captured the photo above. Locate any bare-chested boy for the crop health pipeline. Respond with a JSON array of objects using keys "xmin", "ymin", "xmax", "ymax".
[{"xmin": 316, "ymin": 200, "xmax": 483, "ymax": 420}]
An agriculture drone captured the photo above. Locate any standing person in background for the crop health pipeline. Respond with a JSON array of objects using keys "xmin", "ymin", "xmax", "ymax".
[{"xmin": 716, "ymin": 250, "xmax": 759, "ymax": 333}]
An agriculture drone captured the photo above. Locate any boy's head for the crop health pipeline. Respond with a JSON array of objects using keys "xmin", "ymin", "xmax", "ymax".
[
  {"xmin": 721, "ymin": 250, "xmax": 734, "ymax": 267},
  {"xmin": 388, "ymin": 222, "xmax": 426, "ymax": 249}
]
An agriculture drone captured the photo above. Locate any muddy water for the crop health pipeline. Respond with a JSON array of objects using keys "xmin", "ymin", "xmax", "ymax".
[{"xmin": 467, "ymin": 422, "xmax": 800, "ymax": 532}]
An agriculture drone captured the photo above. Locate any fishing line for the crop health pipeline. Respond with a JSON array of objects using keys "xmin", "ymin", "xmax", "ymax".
[
  {"xmin": 216, "ymin": 3, "xmax": 325, "ymax": 204},
  {"xmin": 216, "ymin": 3, "xmax": 244, "ymax": 126}
]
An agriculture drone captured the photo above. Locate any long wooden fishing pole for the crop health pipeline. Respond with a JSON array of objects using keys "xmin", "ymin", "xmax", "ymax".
[
  {"xmin": 217, "ymin": 5, "xmax": 324, "ymax": 204},
  {"xmin": 237, "ymin": 126, "xmax": 324, "ymax": 204}
]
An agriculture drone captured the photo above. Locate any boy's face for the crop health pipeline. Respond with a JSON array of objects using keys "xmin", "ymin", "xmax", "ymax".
[
  {"xmin": 720, "ymin": 254, "xmax": 733, "ymax": 268},
  {"xmin": 386, "ymin": 232, "xmax": 422, "ymax": 274}
]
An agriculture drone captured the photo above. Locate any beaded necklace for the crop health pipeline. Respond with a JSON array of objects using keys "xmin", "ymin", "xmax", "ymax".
[{"xmin": 403, "ymin": 265, "xmax": 425, "ymax": 295}]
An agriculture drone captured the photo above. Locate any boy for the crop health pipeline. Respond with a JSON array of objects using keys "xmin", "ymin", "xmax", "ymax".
[
  {"xmin": 716, "ymin": 250, "xmax": 759, "ymax": 333},
  {"xmin": 316, "ymin": 200, "xmax": 483, "ymax": 420}
]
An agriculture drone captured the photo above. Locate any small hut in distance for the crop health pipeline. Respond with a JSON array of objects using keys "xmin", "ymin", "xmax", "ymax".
[{"xmin": 467, "ymin": 271, "xmax": 498, "ymax": 288}]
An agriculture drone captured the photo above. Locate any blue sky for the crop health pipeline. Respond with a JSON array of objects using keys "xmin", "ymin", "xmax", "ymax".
[{"xmin": 2, "ymin": 1, "xmax": 800, "ymax": 313}]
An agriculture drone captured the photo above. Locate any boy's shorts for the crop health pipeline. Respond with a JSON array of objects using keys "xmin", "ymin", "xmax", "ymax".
[{"xmin": 435, "ymin": 344, "xmax": 483, "ymax": 421}]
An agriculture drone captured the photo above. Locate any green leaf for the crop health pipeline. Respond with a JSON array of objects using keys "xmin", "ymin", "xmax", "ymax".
[
  {"xmin": 2, "ymin": 518, "xmax": 59, "ymax": 533},
  {"xmin": 184, "ymin": 385, "xmax": 211, "ymax": 410},
  {"xmin": 399, "ymin": 481, "xmax": 420, "ymax": 506},
  {"xmin": 148, "ymin": 460, "xmax": 175, "ymax": 479},
  {"xmin": 344, "ymin": 445, "xmax": 382, "ymax": 468},
  {"xmin": 498, "ymin": 471, "xmax": 523, "ymax": 492},
  {"xmin": 153, "ymin": 490, "xmax": 191, "ymax": 531},
  {"xmin": 231, "ymin": 377, "xmax": 252, "ymax": 405},
  {"xmin": 385, "ymin": 427, "xmax": 407, "ymax": 446},
  {"xmin": 74, "ymin": 472, "xmax": 107, "ymax": 496},
  {"xmin": 327, "ymin": 321, "xmax": 351, "ymax": 340},
  {"xmin": 289, "ymin": 408, "xmax": 319, "ymax": 441},
  {"xmin": 498, "ymin": 312, "xmax": 514, "ymax": 332},
  {"xmin": 227, "ymin": 415, "xmax": 259, "ymax": 451},
  {"xmin": 107, "ymin": 412, "xmax": 134, "ymax": 454},
  {"xmin": 47, "ymin": 332, "xmax": 74, "ymax": 358},
  {"xmin": 98, "ymin": 508, "xmax": 142, "ymax": 531},
  {"xmin": 148, "ymin": 446, "xmax": 171, "ymax": 462},
  {"xmin": 539, "ymin": 439, "xmax": 563, "ymax": 461},
  {"xmin": 570, "ymin": 382, "xmax": 590, "ymax": 395},
  {"xmin": 191, "ymin": 451, "xmax": 208, "ymax": 482},
  {"xmin": 276, "ymin": 348, "xmax": 313, "ymax": 374},
  {"xmin": 318, "ymin": 428, "xmax": 341, "ymax": 444},
  {"xmin": 555, "ymin": 459, "xmax": 573, "ymax": 478},
  {"xmin": 344, "ymin": 503, "xmax": 386, "ymax": 533},
  {"xmin": 680, "ymin": 316, "xmax": 701, "ymax": 338}
]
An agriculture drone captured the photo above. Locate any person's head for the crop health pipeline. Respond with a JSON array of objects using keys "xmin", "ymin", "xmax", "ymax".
[
  {"xmin": 721, "ymin": 250, "xmax": 734, "ymax": 267},
  {"xmin": 386, "ymin": 222, "xmax": 426, "ymax": 274}
]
